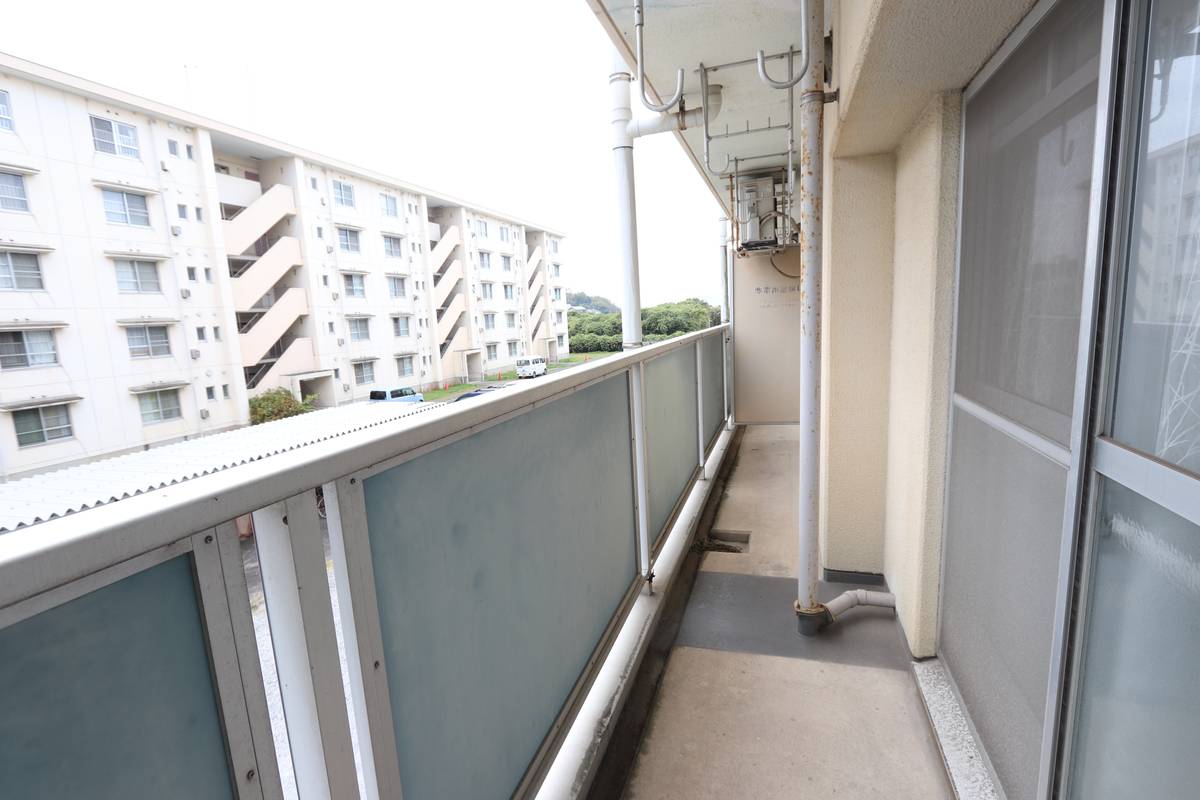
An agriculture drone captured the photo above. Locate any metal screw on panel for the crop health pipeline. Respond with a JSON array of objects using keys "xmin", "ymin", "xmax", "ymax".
[
  {"xmin": 350, "ymin": 478, "xmax": 357, "ymax": 484},
  {"xmin": 374, "ymin": 660, "xmax": 381, "ymax": 670},
  {"xmin": 204, "ymin": 534, "xmax": 213, "ymax": 544},
  {"xmin": 246, "ymin": 769, "xmax": 256, "ymax": 781}
]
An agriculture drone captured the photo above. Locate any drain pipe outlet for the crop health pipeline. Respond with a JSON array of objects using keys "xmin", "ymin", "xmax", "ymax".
[
  {"xmin": 796, "ymin": 589, "xmax": 896, "ymax": 636},
  {"xmin": 626, "ymin": 81, "xmax": 723, "ymax": 139}
]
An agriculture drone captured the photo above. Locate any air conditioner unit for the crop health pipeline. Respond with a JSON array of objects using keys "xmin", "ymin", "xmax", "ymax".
[
  {"xmin": 199, "ymin": 408, "xmax": 210, "ymax": 419},
  {"xmin": 171, "ymin": 226, "xmax": 183, "ymax": 236},
  {"xmin": 332, "ymin": 292, "xmax": 340, "ymax": 300},
  {"xmin": 180, "ymin": 289, "xmax": 191, "ymax": 299},
  {"xmin": 326, "ymin": 245, "xmax": 334, "ymax": 254},
  {"xmin": 343, "ymin": 383, "xmax": 350, "ymax": 391},
  {"xmin": 320, "ymin": 197, "xmax": 327, "ymax": 206},
  {"xmin": 160, "ymin": 161, "xmax": 168, "ymax": 172},
  {"xmin": 190, "ymin": 349, "xmax": 201, "ymax": 360},
  {"xmin": 337, "ymin": 338, "xmax": 345, "ymax": 346}
]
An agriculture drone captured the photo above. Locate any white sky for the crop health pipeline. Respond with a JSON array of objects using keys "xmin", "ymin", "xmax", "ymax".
[{"xmin": 0, "ymin": 0, "xmax": 725, "ymax": 309}]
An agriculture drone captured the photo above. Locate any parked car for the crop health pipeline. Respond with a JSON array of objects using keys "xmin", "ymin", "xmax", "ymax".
[
  {"xmin": 453, "ymin": 387, "xmax": 500, "ymax": 403},
  {"xmin": 369, "ymin": 387, "xmax": 424, "ymax": 403},
  {"xmin": 516, "ymin": 356, "xmax": 548, "ymax": 378}
]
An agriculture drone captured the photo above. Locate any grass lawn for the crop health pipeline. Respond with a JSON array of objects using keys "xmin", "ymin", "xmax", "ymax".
[
  {"xmin": 422, "ymin": 383, "xmax": 477, "ymax": 402},
  {"xmin": 548, "ymin": 351, "xmax": 617, "ymax": 372}
]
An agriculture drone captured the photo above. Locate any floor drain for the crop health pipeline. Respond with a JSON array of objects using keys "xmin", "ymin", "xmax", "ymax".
[{"xmin": 706, "ymin": 528, "xmax": 751, "ymax": 553}]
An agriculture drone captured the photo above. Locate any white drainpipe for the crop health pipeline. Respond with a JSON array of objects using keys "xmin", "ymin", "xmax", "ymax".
[{"xmin": 790, "ymin": 0, "xmax": 895, "ymax": 634}]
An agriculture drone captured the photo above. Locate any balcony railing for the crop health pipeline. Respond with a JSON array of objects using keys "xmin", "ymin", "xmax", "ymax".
[{"xmin": 0, "ymin": 325, "xmax": 731, "ymax": 800}]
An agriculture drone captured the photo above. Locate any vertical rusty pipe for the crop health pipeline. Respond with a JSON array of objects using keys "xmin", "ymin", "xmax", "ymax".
[{"xmin": 796, "ymin": 0, "xmax": 826, "ymax": 630}]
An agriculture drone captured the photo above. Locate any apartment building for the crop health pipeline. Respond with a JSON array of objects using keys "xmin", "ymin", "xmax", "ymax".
[{"xmin": 0, "ymin": 55, "xmax": 567, "ymax": 477}]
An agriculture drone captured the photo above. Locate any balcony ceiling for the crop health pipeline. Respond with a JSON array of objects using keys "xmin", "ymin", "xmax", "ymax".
[{"xmin": 590, "ymin": 0, "xmax": 813, "ymax": 209}]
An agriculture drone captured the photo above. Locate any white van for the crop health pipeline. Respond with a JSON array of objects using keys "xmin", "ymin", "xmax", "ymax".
[{"xmin": 515, "ymin": 356, "xmax": 547, "ymax": 378}]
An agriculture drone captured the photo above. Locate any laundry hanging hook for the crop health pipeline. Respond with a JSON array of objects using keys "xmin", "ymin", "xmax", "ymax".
[
  {"xmin": 635, "ymin": 0, "xmax": 685, "ymax": 112},
  {"xmin": 755, "ymin": 0, "xmax": 810, "ymax": 89}
]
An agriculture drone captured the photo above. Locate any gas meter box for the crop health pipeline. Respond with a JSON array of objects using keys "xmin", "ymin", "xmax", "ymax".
[{"xmin": 732, "ymin": 247, "xmax": 802, "ymax": 424}]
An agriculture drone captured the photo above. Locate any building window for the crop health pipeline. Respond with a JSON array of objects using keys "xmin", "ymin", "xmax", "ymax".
[
  {"xmin": 481, "ymin": 282, "xmax": 493, "ymax": 300},
  {"xmin": 553, "ymin": 264, "xmax": 561, "ymax": 277},
  {"xmin": 338, "ymin": 227, "xmax": 361, "ymax": 253},
  {"xmin": 91, "ymin": 116, "xmax": 140, "ymax": 158},
  {"xmin": 499, "ymin": 225, "xmax": 509, "ymax": 242},
  {"xmin": 213, "ymin": 326, "xmax": 221, "ymax": 341},
  {"xmin": 506, "ymin": 311, "xmax": 516, "ymax": 328},
  {"xmin": 348, "ymin": 317, "xmax": 370, "ymax": 341},
  {"xmin": 196, "ymin": 326, "xmax": 207, "ymax": 342},
  {"xmin": 0, "ymin": 90, "xmax": 12, "ymax": 131},
  {"xmin": 557, "ymin": 334, "xmax": 565, "ymax": 347},
  {"xmin": 353, "ymin": 361, "xmax": 375, "ymax": 385},
  {"xmin": 126, "ymin": 325, "xmax": 171, "ymax": 358},
  {"xmin": 186, "ymin": 266, "xmax": 197, "ymax": 281},
  {"xmin": 139, "ymin": 389, "xmax": 182, "ymax": 424},
  {"xmin": 167, "ymin": 139, "xmax": 179, "ymax": 156},
  {"xmin": 316, "ymin": 226, "xmax": 324, "ymax": 240},
  {"xmin": 102, "ymin": 189, "xmax": 150, "ymax": 226},
  {"xmin": 388, "ymin": 276, "xmax": 406, "ymax": 298},
  {"xmin": 503, "ymin": 284, "xmax": 514, "ymax": 300},
  {"xmin": 343, "ymin": 273, "xmax": 366, "ymax": 297},
  {"xmin": 328, "ymin": 321, "xmax": 335, "ymax": 333},
  {"xmin": 397, "ymin": 355, "xmax": 414, "ymax": 376},
  {"xmin": 486, "ymin": 343, "xmax": 498, "ymax": 360},
  {"xmin": 0, "ymin": 329, "xmax": 57, "ymax": 369},
  {"xmin": 556, "ymin": 310, "xmax": 564, "ymax": 324},
  {"xmin": 222, "ymin": 384, "xmax": 230, "ymax": 399},
  {"xmin": 176, "ymin": 204, "xmax": 188, "ymax": 220},
  {"xmin": 333, "ymin": 180, "xmax": 355, "ymax": 207},
  {"xmin": 0, "ymin": 172, "xmax": 29, "ymax": 212},
  {"xmin": 186, "ymin": 144, "xmax": 194, "ymax": 160},
  {"xmin": 0, "ymin": 252, "xmax": 43, "ymax": 290},
  {"xmin": 553, "ymin": 288, "xmax": 562, "ymax": 301},
  {"xmin": 310, "ymin": 177, "xmax": 318, "ymax": 190},
  {"xmin": 550, "ymin": 239, "xmax": 559, "ymax": 254},
  {"xmin": 204, "ymin": 267, "xmax": 213, "ymax": 283},
  {"xmin": 383, "ymin": 235, "xmax": 404, "ymax": 258},
  {"xmin": 392, "ymin": 316, "xmax": 410, "ymax": 337},
  {"xmin": 502, "ymin": 255, "xmax": 511, "ymax": 272},
  {"xmin": 205, "ymin": 385, "xmax": 216, "ymax": 401},
  {"xmin": 484, "ymin": 312, "xmax": 496, "ymax": 330},
  {"xmin": 475, "ymin": 219, "xmax": 489, "ymax": 238},
  {"xmin": 115, "ymin": 259, "xmax": 160, "ymax": 293},
  {"xmin": 380, "ymin": 193, "xmax": 398, "ymax": 217},
  {"xmin": 508, "ymin": 341, "xmax": 518, "ymax": 357},
  {"xmin": 195, "ymin": 207, "xmax": 204, "ymax": 222},
  {"xmin": 478, "ymin": 251, "xmax": 491, "ymax": 270},
  {"xmin": 13, "ymin": 404, "xmax": 72, "ymax": 447}
]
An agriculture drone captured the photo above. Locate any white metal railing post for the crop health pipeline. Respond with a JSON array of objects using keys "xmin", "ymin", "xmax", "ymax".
[
  {"xmin": 253, "ymin": 497, "xmax": 360, "ymax": 799},
  {"xmin": 629, "ymin": 363, "xmax": 653, "ymax": 588},
  {"xmin": 695, "ymin": 340, "xmax": 706, "ymax": 478},
  {"xmin": 322, "ymin": 482, "xmax": 380, "ymax": 800}
]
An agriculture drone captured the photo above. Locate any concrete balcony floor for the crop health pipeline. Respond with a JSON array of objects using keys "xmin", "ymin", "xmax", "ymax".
[{"xmin": 623, "ymin": 426, "xmax": 951, "ymax": 799}]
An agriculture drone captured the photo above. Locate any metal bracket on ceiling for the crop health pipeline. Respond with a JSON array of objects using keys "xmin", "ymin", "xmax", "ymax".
[{"xmin": 634, "ymin": 0, "xmax": 685, "ymax": 113}]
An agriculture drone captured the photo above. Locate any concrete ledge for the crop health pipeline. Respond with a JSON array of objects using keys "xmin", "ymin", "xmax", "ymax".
[{"xmin": 912, "ymin": 657, "xmax": 1005, "ymax": 800}]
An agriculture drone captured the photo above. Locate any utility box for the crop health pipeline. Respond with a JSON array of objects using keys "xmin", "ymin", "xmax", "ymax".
[{"xmin": 732, "ymin": 247, "xmax": 802, "ymax": 424}]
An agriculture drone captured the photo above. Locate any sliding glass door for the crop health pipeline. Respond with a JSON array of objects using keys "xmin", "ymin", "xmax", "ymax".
[{"xmin": 1063, "ymin": 0, "xmax": 1200, "ymax": 794}]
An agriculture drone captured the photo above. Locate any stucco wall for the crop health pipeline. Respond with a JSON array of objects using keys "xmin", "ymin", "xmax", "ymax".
[
  {"xmin": 882, "ymin": 93, "xmax": 960, "ymax": 656},
  {"xmin": 820, "ymin": 152, "xmax": 895, "ymax": 573}
]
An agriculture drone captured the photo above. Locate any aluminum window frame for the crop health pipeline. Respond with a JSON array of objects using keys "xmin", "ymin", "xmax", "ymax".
[
  {"xmin": 12, "ymin": 403, "xmax": 73, "ymax": 448},
  {"xmin": 379, "ymin": 193, "xmax": 398, "ymax": 217},
  {"xmin": 126, "ymin": 324, "xmax": 172, "ymax": 359},
  {"xmin": 0, "ymin": 251, "xmax": 45, "ymax": 292},
  {"xmin": 348, "ymin": 317, "xmax": 371, "ymax": 342},
  {"xmin": 396, "ymin": 355, "xmax": 414, "ymax": 376},
  {"xmin": 102, "ymin": 188, "xmax": 150, "ymax": 226},
  {"xmin": 114, "ymin": 258, "xmax": 161, "ymax": 294},
  {"xmin": 342, "ymin": 272, "xmax": 366, "ymax": 297},
  {"xmin": 0, "ymin": 89, "xmax": 12, "ymax": 130},
  {"xmin": 0, "ymin": 170, "xmax": 29, "ymax": 212},
  {"xmin": 0, "ymin": 328, "xmax": 58, "ymax": 370},
  {"xmin": 387, "ymin": 275, "xmax": 406, "ymax": 298},
  {"xmin": 382, "ymin": 234, "xmax": 404, "ymax": 258},
  {"xmin": 392, "ymin": 315, "xmax": 410, "ymax": 338},
  {"xmin": 139, "ymin": 389, "xmax": 183, "ymax": 424},
  {"xmin": 332, "ymin": 180, "xmax": 355, "ymax": 208},
  {"xmin": 90, "ymin": 115, "xmax": 140, "ymax": 158},
  {"xmin": 942, "ymin": 0, "xmax": 1124, "ymax": 796},
  {"xmin": 353, "ymin": 360, "xmax": 375, "ymax": 385},
  {"xmin": 337, "ymin": 227, "xmax": 361, "ymax": 253}
]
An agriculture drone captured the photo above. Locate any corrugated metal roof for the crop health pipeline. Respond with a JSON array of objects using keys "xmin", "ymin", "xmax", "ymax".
[{"xmin": 0, "ymin": 401, "xmax": 443, "ymax": 533}]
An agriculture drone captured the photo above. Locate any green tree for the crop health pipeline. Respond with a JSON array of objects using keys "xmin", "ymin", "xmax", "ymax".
[{"xmin": 249, "ymin": 388, "xmax": 317, "ymax": 425}]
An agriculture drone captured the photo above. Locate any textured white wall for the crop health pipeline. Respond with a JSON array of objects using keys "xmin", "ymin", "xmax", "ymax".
[{"xmin": 882, "ymin": 93, "xmax": 960, "ymax": 656}]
